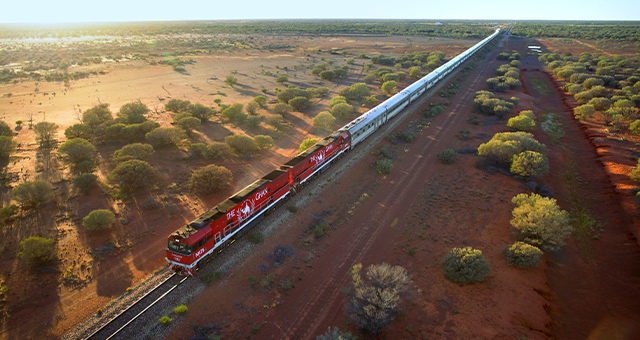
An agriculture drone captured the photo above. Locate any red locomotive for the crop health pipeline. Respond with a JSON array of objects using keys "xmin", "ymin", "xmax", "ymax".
[{"xmin": 166, "ymin": 133, "xmax": 350, "ymax": 275}]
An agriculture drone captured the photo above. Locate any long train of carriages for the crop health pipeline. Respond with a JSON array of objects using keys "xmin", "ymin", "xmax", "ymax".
[{"xmin": 166, "ymin": 28, "xmax": 501, "ymax": 276}]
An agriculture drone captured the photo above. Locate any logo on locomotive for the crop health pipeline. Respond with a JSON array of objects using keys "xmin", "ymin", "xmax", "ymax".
[
  {"xmin": 311, "ymin": 143, "xmax": 336, "ymax": 165},
  {"xmin": 226, "ymin": 188, "xmax": 269, "ymax": 222}
]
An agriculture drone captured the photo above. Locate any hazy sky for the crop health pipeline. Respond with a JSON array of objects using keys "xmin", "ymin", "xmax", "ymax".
[{"xmin": 2, "ymin": 0, "xmax": 639, "ymax": 24}]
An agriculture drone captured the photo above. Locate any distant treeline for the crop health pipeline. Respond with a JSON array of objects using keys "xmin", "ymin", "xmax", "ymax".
[
  {"xmin": 511, "ymin": 21, "xmax": 640, "ymax": 41},
  {"xmin": 0, "ymin": 20, "xmax": 496, "ymax": 39}
]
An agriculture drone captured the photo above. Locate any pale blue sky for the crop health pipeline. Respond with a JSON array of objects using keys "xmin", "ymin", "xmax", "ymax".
[{"xmin": 1, "ymin": 0, "xmax": 638, "ymax": 24}]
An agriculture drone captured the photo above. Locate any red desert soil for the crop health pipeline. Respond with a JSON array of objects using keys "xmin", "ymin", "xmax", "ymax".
[{"xmin": 164, "ymin": 36, "xmax": 640, "ymax": 340}]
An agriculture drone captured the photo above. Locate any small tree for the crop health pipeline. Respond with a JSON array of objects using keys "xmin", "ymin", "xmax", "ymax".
[
  {"xmin": 0, "ymin": 136, "xmax": 16, "ymax": 160},
  {"xmin": 288, "ymin": 96, "xmax": 309, "ymax": 112},
  {"xmin": 189, "ymin": 165, "xmax": 233, "ymax": 195},
  {"xmin": 82, "ymin": 104, "xmax": 113, "ymax": 130},
  {"xmin": 117, "ymin": 102, "xmax": 149, "ymax": 124},
  {"xmin": 108, "ymin": 159, "xmax": 155, "ymax": 191},
  {"xmin": 64, "ymin": 124, "xmax": 92, "ymax": 140},
  {"xmin": 74, "ymin": 173, "xmax": 98, "ymax": 195},
  {"xmin": 145, "ymin": 127, "xmax": 185, "ymax": 148},
  {"xmin": 58, "ymin": 138, "xmax": 97, "ymax": 168},
  {"xmin": 224, "ymin": 74, "xmax": 238, "ymax": 87},
  {"xmin": 507, "ymin": 115, "xmax": 536, "ymax": 131},
  {"xmin": 33, "ymin": 121, "xmax": 59, "ymax": 148},
  {"xmin": 312, "ymin": 111, "xmax": 336, "ymax": 131},
  {"xmin": 330, "ymin": 103, "xmax": 354, "ymax": 120},
  {"xmin": 510, "ymin": 151, "xmax": 549, "ymax": 179},
  {"xmin": 177, "ymin": 116, "xmax": 201, "ymax": 135},
  {"xmin": 83, "ymin": 209, "xmax": 116, "ymax": 231},
  {"xmin": 316, "ymin": 87, "xmax": 330, "ymax": 98},
  {"xmin": 12, "ymin": 180, "xmax": 55, "ymax": 208},
  {"xmin": 574, "ymin": 104, "xmax": 595, "ymax": 120},
  {"xmin": 245, "ymin": 101, "xmax": 260, "ymax": 115},
  {"xmin": 299, "ymin": 138, "xmax": 318, "ymax": 153},
  {"xmin": 381, "ymin": 81, "xmax": 398, "ymax": 96},
  {"xmin": 375, "ymin": 159, "xmax": 393, "ymax": 175},
  {"xmin": 273, "ymin": 103, "xmax": 293, "ymax": 116},
  {"xmin": 442, "ymin": 247, "xmax": 491, "ymax": 283},
  {"xmin": 0, "ymin": 121, "xmax": 13, "ymax": 137},
  {"xmin": 344, "ymin": 263, "xmax": 412, "ymax": 335},
  {"xmin": 276, "ymin": 74, "xmax": 288, "ymax": 84},
  {"xmin": 510, "ymin": 193, "xmax": 572, "ymax": 251},
  {"xmin": 503, "ymin": 241, "xmax": 543, "ymax": 268},
  {"xmin": 164, "ymin": 99, "xmax": 191, "ymax": 113},
  {"xmin": 630, "ymin": 160, "xmax": 640, "ymax": 183},
  {"xmin": 253, "ymin": 95, "xmax": 268, "ymax": 108},
  {"xmin": 267, "ymin": 114, "xmax": 288, "ymax": 132},
  {"xmin": 206, "ymin": 142, "xmax": 230, "ymax": 159},
  {"xmin": 20, "ymin": 237, "xmax": 56, "ymax": 265},
  {"xmin": 187, "ymin": 103, "xmax": 214, "ymax": 123},
  {"xmin": 316, "ymin": 327, "xmax": 357, "ymax": 340},
  {"xmin": 437, "ymin": 149, "xmax": 457, "ymax": 164},
  {"xmin": 630, "ymin": 120, "xmax": 640, "ymax": 135},
  {"xmin": 221, "ymin": 103, "xmax": 246, "ymax": 125},
  {"xmin": 225, "ymin": 134, "xmax": 258, "ymax": 155},
  {"xmin": 254, "ymin": 135, "xmax": 274, "ymax": 150},
  {"xmin": 114, "ymin": 143, "xmax": 154, "ymax": 162},
  {"xmin": 329, "ymin": 96, "xmax": 347, "ymax": 107}
]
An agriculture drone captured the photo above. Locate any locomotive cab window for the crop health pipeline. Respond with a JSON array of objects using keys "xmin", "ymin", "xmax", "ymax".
[{"xmin": 168, "ymin": 241, "xmax": 192, "ymax": 255}]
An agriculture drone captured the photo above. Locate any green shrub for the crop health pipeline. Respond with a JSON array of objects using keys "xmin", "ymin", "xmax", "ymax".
[
  {"xmin": 202, "ymin": 271, "xmax": 224, "ymax": 286},
  {"xmin": 288, "ymin": 205, "xmax": 298, "ymax": 213},
  {"xmin": 108, "ymin": 159, "xmax": 155, "ymax": 191},
  {"xmin": 248, "ymin": 231, "xmax": 265, "ymax": 244},
  {"xmin": 503, "ymin": 242, "xmax": 543, "ymax": 268},
  {"xmin": 145, "ymin": 127, "xmax": 185, "ymax": 148},
  {"xmin": 20, "ymin": 236, "xmax": 56, "ymax": 264},
  {"xmin": 507, "ymin": 115, "xmax": 536, "ymax": 131},
  {"xmin": 12, "ymin": 180, "xmax": 55, "ymax": 208},
  {"xmin": 253, "ymin": 135, "xmax": 274, "ymax": 150},
  {"xmin": 442, "ymin": 247, "xmax": 491, "ymax": 283},
  {"xmin": 510, "ymin": 151, "xmax": 550, "ymax": 179},
  {"xmin": 437, "ymin": 149, "xmax": 457, "ymax": 164},
  {"xmin": 173, "ymin": 305, "xmax": 188, "ymax": 315},
  {"xmin": 511, "ymin": 193, "xmax": 572, "ymax": 251},
  {"xmin": 225, "ymin": 134, "xmax": 258, "ymax": 155},
  {"xmin": 477, "ymin": 132, "xmax": 547, "ymax": 168},
  {"xmin": 83, "ymin": 209, "xmax": 116, "ymax": 231},
  {"xmin": 312, "ymin": 111, "xmax": 336, "ymax": 130},
  {"xmin": 630, "ymin": 120, "xmax": 640, "ymax": 135},
  {"xmin": 159, "ymin": 316, "xmax": 172, "ymax": 325},
  {"xmin": 189, "ymin": 165, "xmax": 233, "ymax": 195},
  {"xmin": 73, "ymin": 173, "xmax": 98, "ymax": 195},
  {"xmin": 0, "ymin": 204, "xmax": 18, "ymax": 224},
  {"xmin": 113, "ymin": 143, "xmax": 154, "ymax": 162},
  {"xmin": 58, "ymin": 138, "xmax": 97, "ymax": 167},
  {"xmin": 205, "ymin": 142, "xmax": 230, "ymax": 159},
  {"xmin": 299, "ymin": 138, "xmax": 318, "ymax": 153},
  {"xmin": 630, "ymin": 160, "xmax": 640, "ymax": 184},
  {"xmin": 574, "ymin": 104, "xmax": 595, "ymax": 120},
  {"xmin": 375, "ymin": 159, "xmax": 393, "ymax": 175}
]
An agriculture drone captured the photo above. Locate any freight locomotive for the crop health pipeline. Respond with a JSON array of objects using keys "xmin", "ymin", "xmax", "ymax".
[{"xmin": 166, "ymin": 28, "xmax": 501, "ymax": 276}]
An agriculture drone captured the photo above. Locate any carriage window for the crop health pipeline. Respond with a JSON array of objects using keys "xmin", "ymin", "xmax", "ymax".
[{"xmin": 168, "ymin": 241, "xmax": 192, "ymax": 255}]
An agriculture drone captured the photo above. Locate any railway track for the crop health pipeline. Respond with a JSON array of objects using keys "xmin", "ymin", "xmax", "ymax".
[{"xmin": 83, "ymin": 273, "xmax": 187, "ymax": 340}]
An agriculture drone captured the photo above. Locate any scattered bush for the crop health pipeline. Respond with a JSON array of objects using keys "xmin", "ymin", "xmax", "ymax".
[
  {"xmin": 145, "ymin": 127, "xmax": 185, "ymax": 148},
  {"xmin": 113, "ymin": 143, "xmax": 154, "ymax": 162},
  {"xmin": 437, "ymin": 149, "xmax": 457, "ymax": 164},
  {"xmin": 164, "ymin": 99, "xmax": 191, "ymax": 113},
  {"xmin": 248, "ymin": 231, "xmax": 265, "ymax": 244},
  {"xmin": 477, "ymin": 132, "xmax": 547, "ymax": 168},
  {"xmin": 206, "ymin": 142, "xmax": 230, "ymax": 159},
  {"xmin": 288, "ymin": 96, "xmax": 309, "ymax": 111},
  {"xmin": 253, "ymin": 135, "xmax": 274, "ymax": 150},
  {"xmin": 189, "ymin": 165, "xmax": 232, "ymax": 195},
  {"xmin": 225, "ymin": 134, "xmax": 258, "ymax": 155},
  {"xmin": 375, "ymin": 159, "xmax": 393, "ymax": 175},
  {"xmin": 574, "ymin": 104, "xmax": 595, "ymax": 120},
  {"xmin": 507, "ymin": 115, "xmax": 536, "ymax": 131},
  {"xmin": 273, "ymin": 103, "xmax": 294, "ymax": 116},
  {"xmin": 339, "ymin": 83, "xmax": 370, "ymax": 101},
  {"xmin": 0, "ymin": 136, "xmax": 16, "ymax": 160},
  {"xmin": 12, "ymin": 180, "xmax": 55, "ymax": 208},
  {"xmin": 253, "ymin": 95, "xmax": 268, "ymax": 108},
  {"xmin": 630, "ymin": 120, "xmax": 640, "ymax": 135},
  {"xmin": 312, "ymin": 111, "xmax": 336, "ymax": 130},
  {"xmin": 173, "ymin": 305, "xmax": 188, "ymax": 315},
  {"xmin": 20, "ymin": 236, "xmax": 56, "ymax": 265},
  {"xmin": 574, "ymin": 91, "xmax": 593, "ymax": 104},
  {"xmin": 74, "ymin": 173, "xmax": 98, "ymax": 195},
  {"xmin": 344, "ymin": 263, "xmax": 412, "ymax": 335},
  {"xmin": 108, "ymin": 159, "xmax": 155, "ymax": 191},
  {"xmin": 381, "ymin": 80, "xmax": 398, "ymax": 96},
  {"xmin": 510, "ymin": 151, "xmax": 550, "ymax": 179},
  {"xmin": 442, "ymin": 247, "xmax": 491, "ymax": 283},
  {"xmin": 0, "ymin": 204, "xmax": 18, "ymax": 224},
  {"xmin": 245, "ymin": 101, "xmax": 260, "ymax": 115},
  {"xmin": 299, "ymin": 138, "xmax": 318, "ymax": 153},
  {"xmin": 503, "ymin": 241, "xmax": 543, "ymax": 268},
  {"xmin": 83, "ymin": 209, "xmax": 116, "ymax": 231},
  {"xmin": 510, "ymin": 193, "xmax": 572, "ymax": 251},
  {"xmin": 159, "ymin": 316, "xmax": 172, "ymax": 325},
  {"xmin": 473, "ymin": 91, "xmax": 514, "ymax": 118},
  {"xmin": 330, "ymin": 103, "xmax": 354, "ymax": 120},
  {"xmin": 221, "ymin": 103, "xmax": 246, "ymax": 124},
  {"xmin": 630, "ymin": 160, "xmax": 640, "ymax": 184}
]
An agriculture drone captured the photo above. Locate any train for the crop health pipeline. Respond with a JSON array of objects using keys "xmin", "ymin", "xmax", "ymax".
[{"xmin": 166, "ymin": 28, "xmax": 501, "ymax": 276}]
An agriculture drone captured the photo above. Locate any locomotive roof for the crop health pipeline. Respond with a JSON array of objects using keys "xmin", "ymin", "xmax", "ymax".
[{"xmin": 282, "ymin": 136, "xmax": 336, "ymax": 168}]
